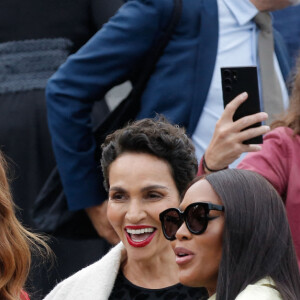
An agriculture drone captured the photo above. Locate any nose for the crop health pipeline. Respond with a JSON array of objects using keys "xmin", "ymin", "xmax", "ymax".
[
  {"xmin": 175, "ymin": 221, "xmax": 192, "ymax": 241},
  {"xmin": 125, "ymin": 199, "xmax": 147, "ymax": 224}
]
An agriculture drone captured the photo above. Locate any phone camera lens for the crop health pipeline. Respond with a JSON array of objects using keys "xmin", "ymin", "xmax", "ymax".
[
  {"xmin": 225, "ymin": 86, "xmax": 232, "ymax": 92},
  {"xmin": 224, "ymin": 78, "xmax": 232, "ymax": 84},
  {"xmin": 224, "ymin": 69, "xmax": 231, "ymax": 77}
]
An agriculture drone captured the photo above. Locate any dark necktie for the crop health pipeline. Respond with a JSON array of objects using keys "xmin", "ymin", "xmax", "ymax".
[{"xmin": 254, "ymin": 12, "xmax": 284, "ymax": 124}]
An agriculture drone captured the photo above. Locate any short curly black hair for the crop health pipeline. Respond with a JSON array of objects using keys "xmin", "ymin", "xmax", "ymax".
[{"xmin": 101, "ymin": 116, "xmax": 198, "ymax": 195}]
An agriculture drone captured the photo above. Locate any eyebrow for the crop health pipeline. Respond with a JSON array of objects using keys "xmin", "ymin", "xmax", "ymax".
[
  {"xmin": 109, "ymin": 186, "xmax": 126, "ymax": 193},
  {"xmin": 141, "ymin": 185, "xmax": 168, "ymax": 192},
  {"xmin": 109, "ymin": 185, "xmax": 168, "ymax": 193}
]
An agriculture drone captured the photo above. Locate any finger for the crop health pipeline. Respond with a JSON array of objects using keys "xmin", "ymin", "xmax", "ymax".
[
  {"xmin": 223, "ymin": 92, "xmax": 248, "ymax": 120},
  {"xmin": 237, "ymin": 125, "xmax": 270, "ymax": 143},
  {"xmin": 234, "ymin": 112, "xmax": 268, "ymax": 132},
  {"xmin": 240, "ymin": 144, "xmax": 262, "ymax": 153},
  {"xmin": 235, "ymin": 142, "xmax": 261, "ymax": 154}
]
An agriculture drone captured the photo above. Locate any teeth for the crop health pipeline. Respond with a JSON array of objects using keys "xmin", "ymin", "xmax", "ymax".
[{"xmin": 126, "ymin": 228, "xmax": 154, "ymax": 234}]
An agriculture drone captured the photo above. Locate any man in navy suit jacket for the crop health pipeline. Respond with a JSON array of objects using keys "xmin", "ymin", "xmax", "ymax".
[
  {"xmin": 273, "ymin": 5, "xmax": 300, "ymax": 66},
  {"xmin": 46, "ymin": 0, "xmax": 292, "ymax": 244}
]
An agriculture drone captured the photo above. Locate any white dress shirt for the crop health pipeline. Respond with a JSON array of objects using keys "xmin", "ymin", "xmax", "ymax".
[{"xmin": 192, "ymin": 0, "xmax": 288, "ymax": 167}]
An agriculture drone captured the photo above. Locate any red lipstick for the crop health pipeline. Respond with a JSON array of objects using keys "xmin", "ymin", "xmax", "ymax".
[{"xmin": 125, "ymin": 225, "xmax": 157, "ymax": 248}]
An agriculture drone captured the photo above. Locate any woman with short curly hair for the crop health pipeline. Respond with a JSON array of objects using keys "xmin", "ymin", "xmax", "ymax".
[{"xmin": 44, "ymin": 117, "xmax": 207, "ymax": 300}]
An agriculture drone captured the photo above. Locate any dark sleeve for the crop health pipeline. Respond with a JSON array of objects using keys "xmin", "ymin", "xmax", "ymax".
[{"xmin": 46, "ymin": 0, "xmax": 166, "ymax": 210}]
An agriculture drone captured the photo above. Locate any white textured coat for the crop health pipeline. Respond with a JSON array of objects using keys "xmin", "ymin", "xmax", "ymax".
[
  {"xmin": 43, "ymin": 243, "xmax": 126, "ymax": 300},
  {"xmin": 208, "ymin": 278, "xmax": 283, "ymax": 300}
]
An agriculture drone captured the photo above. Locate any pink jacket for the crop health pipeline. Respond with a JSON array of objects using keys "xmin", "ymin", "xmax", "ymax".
[
  {"xmin": 198, "ymin": 127, "xmax": 300, "ymax": 266},
  {"xmin": 238, "ymin": 127, "xmax": 300, "ymax": 267}
]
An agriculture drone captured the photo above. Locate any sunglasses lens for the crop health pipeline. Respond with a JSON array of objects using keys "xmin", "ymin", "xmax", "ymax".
[
  {"xmin": 186, "ymin": 204, "xmax": 207, "ymax": 233},
  {"xmin": 162, "ymin": 210, "xmax": 182, "ymax": 240}
]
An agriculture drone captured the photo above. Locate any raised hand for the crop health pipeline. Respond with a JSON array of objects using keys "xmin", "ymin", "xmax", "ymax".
[{"xmin": 203, "ymin": 92, "xmax": 270, "ymax": 173}]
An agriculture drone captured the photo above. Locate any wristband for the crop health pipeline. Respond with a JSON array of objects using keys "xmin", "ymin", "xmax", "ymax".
[{"xmin": 202, "ymin": 154, "xmax": 227, "ymax": 173}]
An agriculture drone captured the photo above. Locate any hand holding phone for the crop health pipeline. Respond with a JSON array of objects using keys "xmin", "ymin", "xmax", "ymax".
[{"xmin": 203, "ymin": 92, "xmax": 270, "ymax": 172}]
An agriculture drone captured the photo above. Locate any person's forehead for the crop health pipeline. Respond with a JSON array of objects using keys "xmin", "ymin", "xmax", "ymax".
[
  {"xmin": 180, "ymin": 180, "xmax": 222, "ymax": 210},
  {"xmin": 109, "ymin": 152, "xmax": 177, "ymax": 189}
]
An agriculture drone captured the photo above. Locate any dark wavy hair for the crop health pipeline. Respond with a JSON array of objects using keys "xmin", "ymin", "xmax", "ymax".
[
  {"xmin": 195, "ymin": 169, "xmax": 300, "ymax": 300},
  {"xmin": 101, "ymin": 116, "xmax": 198, "ymax": 195}
]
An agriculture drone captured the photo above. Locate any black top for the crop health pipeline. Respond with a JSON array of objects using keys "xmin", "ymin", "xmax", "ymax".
[
  {"xmin": 109, "ymin": 271, "xmax": 208, "ymax": 300},
  {"xmin": 0, "ymin": 0, "xmax": 122, "ymax": 52}
]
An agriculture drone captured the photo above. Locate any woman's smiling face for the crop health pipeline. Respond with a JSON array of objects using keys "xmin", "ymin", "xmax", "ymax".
[{"xmin": 107, "ymin": 152, "xmax": 180, "ymax": 262}]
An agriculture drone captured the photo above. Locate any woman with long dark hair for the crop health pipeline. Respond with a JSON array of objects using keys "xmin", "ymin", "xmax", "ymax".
[
  {"xmin": 198, "ymin": 54, "xmax": 300, "ymax": 266},
  {"xmin": 160, "ymin": 169, "xmax": 300, "ymax": 299}
]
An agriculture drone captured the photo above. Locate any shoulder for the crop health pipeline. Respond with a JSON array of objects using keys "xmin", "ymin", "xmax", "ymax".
[
  {"xmin": 265, "ymin": 126, "xmax": 293, "ymax": 139},
  {"xmin": 122, "ymin": 0, "xmax": 207, "ymax": 25},
  {"xmin": 44, "ymin": 243, "xmax": 125, "ymax": 299},
  {"xmin": 238, "ymin": 126, "xmax": 293, "ymax": 174},
  {"xmin": 122, "ymin": 0, "xmax": 175, "ymax": 18},
  {"xmin": 236, "ymin": 278, "xmax": 283, "ymax": 300},
  {"xmin": 106, "ymin": 0, "xmax": 181, "ymax": 39},
  {"xmin": 264, "ymin": 126, "xmax": 298, "ymax": 150}
]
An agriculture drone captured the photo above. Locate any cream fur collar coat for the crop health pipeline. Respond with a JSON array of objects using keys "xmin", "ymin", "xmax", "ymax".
[{"xmin": 43, "ymin": 243, "xmax": 126, "ymax": 300}]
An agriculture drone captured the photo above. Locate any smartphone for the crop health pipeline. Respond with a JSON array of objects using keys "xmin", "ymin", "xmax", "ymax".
[{"xmin": 221, "ymin": 66, "xmax": 263, "ymax": 144}]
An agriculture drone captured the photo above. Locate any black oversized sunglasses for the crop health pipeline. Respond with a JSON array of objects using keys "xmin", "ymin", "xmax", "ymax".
[{"xmin": 159, "ymin": 202, "xmax": 224, "ymax": 241}]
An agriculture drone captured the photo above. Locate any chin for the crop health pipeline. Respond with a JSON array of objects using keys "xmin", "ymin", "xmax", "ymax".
[
  {"xmin": 179, "ymin": 271, "xmax": 202, "ymax": 288},
  {"xmin": 127, "ymin": 244, "xmax": 155, "ymax": 259}
]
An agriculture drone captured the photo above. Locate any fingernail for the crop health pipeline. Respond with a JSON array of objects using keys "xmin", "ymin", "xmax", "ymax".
[
  {"xmin": 241, "ymin": 92, "xmax": 247, "ymax": 99},
  {"xmin": 264, "ymin": 125, "xmax": 270, "ymax": 131},
  {"xmin": 253, "ymin": 145, "xmax": 262, "ymax": 151}
]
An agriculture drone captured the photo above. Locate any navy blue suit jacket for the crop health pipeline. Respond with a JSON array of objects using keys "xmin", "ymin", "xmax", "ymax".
[
  {"xmin": 273, "ymin": 5, "xmax": 300, "ymax": 66},
  {"xmin": 46, "ymin": 0, "xmax": 291, "ymax": 210}
]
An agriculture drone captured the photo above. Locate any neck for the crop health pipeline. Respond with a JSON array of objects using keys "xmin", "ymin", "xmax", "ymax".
[
  {"xmin": 122, "ymin": 244, "xmax": 179, "ymax": 289},
  {"xmin": 207, "ymin": 287, "xmax": 217, "ymax": 298}
]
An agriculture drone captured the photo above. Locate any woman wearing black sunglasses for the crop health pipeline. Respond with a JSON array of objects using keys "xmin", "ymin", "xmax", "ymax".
[{"xmin": 160, "ymin": 169, "xmax": 300, "ymax": 300}]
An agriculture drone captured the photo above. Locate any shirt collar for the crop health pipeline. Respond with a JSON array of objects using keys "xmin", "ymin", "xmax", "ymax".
[{"xmin": 223, "ymin": 0, "xmax": 258, "ymax": 26}]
